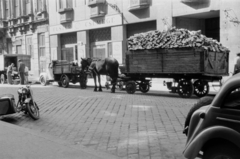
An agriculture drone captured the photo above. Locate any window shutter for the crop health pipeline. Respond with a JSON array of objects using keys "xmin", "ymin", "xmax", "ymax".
[
  {"xmin": 4, "ymin": 0, "xmax": 8, "ymax": 19},
  {"xmin": 30, "ymin": 45, "xmax": 34, "ymax": 58},
  {"xmin": 26, "ymin": 0, "xmax": 32, "ymax": 15},
  {"xmin": 10, "ymin": 0, "xmax": 14, "ymax": 19},
  {"xmin": 22, "ymin": 0, "xmax": 26, "ymax": 16},
  {"xmin": 16, "ymin": 0, "xmax": 19, "ymax": 18},
  {"xmin": 42, "ymin": 0, "xmax": 46, "ymax": 11},
  {"xmin": 38, "ymin": 0, "xmax": 42, "ymax": 12},
  {"xmin": 67, "ymin": 0, "xmax": 72, "ymax": 8},
  {"xmin": 34, "ymin": 0, "xmax": 37, "ymax": 13}
]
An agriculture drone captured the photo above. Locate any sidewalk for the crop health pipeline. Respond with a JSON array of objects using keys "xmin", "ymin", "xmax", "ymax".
[{"xmin": 0, "ymin": 121, "xmax": 120, "ymax": 159}]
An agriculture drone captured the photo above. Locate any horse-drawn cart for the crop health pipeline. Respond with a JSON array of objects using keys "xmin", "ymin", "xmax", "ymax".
[
  {"xmin": 119, "ymin": 48, "xmax": 229, "ymax": 98},
  {"xmin": 39, "ymin": 60, "xmax": 87, "ymax": 88}
]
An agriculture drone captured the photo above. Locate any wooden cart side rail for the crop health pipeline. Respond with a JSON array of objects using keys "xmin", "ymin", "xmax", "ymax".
[
  {"xmin": 125, "ymin": 48, "xmax": 229, "ymax": 76},
  {"xmin": 123, "ymin": 73, "xmax": 223, "ymax": 81}
]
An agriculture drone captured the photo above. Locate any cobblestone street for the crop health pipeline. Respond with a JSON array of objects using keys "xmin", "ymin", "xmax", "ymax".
[{"xmin": 0, "ymin": 84, "xmax": 200, "ymax": 159}]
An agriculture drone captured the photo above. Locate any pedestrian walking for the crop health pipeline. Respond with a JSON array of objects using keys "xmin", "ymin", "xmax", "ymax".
[
  {"xmin": 18, "ymin": 59, "xmax": 25, "ymax": 85},
  {"xmin": 7, "ymin": 63, "xmax": 14, "ymax": 84},
  {"xmin": 25, "ymin": 66, "xmax": 29, "ymax": 84}
]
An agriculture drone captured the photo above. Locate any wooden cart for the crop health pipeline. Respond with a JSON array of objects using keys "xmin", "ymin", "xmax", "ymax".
[
  {"xmin": 119, "ymin": 48, "xmax": 229, "ymax": 98},
  {"xmin": 39, "ymin": 60, "xmax": 87, "ymax": 88}
]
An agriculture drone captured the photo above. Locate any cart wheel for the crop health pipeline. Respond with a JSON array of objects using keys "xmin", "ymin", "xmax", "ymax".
[
  {"xmin": 193, "ymin": 80, "xmax": 209, "ymax": 97},
  {"xmin": 118, "ymin": 81, "xmax": 124, "ymax": 91},
  {"xmin": 139, "ymin": 81, "xmax": 150, "ymax": 93},
  {"xmin": 61, "ymin": 75, "xmax": 69, "ymax": 88},
  {"xmin": 80, "ymin": 75, "xmax": 87, "ymax": 89},
  {"xmin": 126, "ymin": 81, "xmax": 136, "ymax": 94},
  {"xmin": 1, "ymin": 74, "xmax": 5, "ymax": 84},
  {"xmin": 58, "ymin": 82, "xmax": 62, "ymax": 87},
  {"xmin": 178, "ymin": 79, "xmax": 194, "ymax": 98},
  {"xmin": 40, "ymin": 75, "xmax": 48, "ymax": 86}
]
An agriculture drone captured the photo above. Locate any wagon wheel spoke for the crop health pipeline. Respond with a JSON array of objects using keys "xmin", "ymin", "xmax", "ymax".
[
  {"xmin": 178, "ymin": 79, "xmax": 193, "ymax": 98},
  {"xmin": 194, "ymin": 80, "xmax": 209, "ymax": 97},
  {"xmin": 126, "ymin": 81, "xmax": 136, "ymax": 94}
]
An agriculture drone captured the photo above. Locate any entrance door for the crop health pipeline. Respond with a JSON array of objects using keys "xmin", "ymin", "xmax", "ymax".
[
  {"xmin": 90, "ymin": 42, "xmax": 109, "ymax": 84},
  {"xmin": 61, "ymin": 47, "xmax": 74, "ymax": 62},
  {"xmin": 91, "ymin": 42, "xmax": 109, "ymax": 59}
]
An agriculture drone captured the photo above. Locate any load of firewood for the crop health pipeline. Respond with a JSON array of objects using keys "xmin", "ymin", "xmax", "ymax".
[{"xmin": 128, "ymin": 27, "xmax": 229, "ymax": 52}]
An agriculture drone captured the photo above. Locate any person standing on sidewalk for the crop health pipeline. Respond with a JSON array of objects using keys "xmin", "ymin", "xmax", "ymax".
[
  {"xmin": 18, "ymin": 59, "xmax": 25, "ymax": 85},
  {"xmin": 24, "ymin": 66, "xmax": 29, "ymax": 84},
  {"xmin": 7, "ymin": 63, "xmax": 14, "ymax": 84}
]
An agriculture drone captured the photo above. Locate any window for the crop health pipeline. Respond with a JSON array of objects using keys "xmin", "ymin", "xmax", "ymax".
[
  {"xmin": 38, "ymin": 33, "xmax": 45, "ymax": 57},
  {"xmin": 129, "ymin": 0, "xmax": 150, "ymax": 11},
  {"xmin": 26, "ymin": 36, "xmax": 33, "ymax": 58},
  {"xmin": 59, "ymin": 0, "xmax": 73, "ymax": 9},
  {"xmin": 14, "ymin": 0, "xmax": 20, "ymax": 18},
  {"xmin": 16, "ymin": 45, "xmax": 22, "ymax": 54},
  {"xmin": 37, "ymin": 0, "xmax": 43, "ymax": 12},
  {"xmin": 5, "ymin": 0, "xmax": 9, "ymax": 19},
  {"xmin": 26, "ymin": 0, "xmax": 31, "ymax": 15},
  {"xmin": 21, "ymin": 56, "xmax": 31, "ymax": 70},
  {"xmin": 39, "ymin": 61, "xmax": 46, "ymax": 73}
]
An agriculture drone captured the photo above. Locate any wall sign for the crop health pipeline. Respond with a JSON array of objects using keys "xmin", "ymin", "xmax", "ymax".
[{"xmin": 50, "ymin": 14, "xmax": 122, "ymax": 35}]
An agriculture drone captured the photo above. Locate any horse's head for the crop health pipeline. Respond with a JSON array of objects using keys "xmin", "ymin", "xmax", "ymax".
[{"xmin": 81, "ymin": 58, "xmax": 92, "ymax": 71}]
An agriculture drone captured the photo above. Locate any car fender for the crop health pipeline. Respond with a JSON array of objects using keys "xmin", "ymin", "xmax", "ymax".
[
  {"xmin": 39, "ymin": 72, "xmax": 47, "ymax": 80},
  {"xmin": 183, "ymin": 126, "xmax": 240, "ymax": 159}
]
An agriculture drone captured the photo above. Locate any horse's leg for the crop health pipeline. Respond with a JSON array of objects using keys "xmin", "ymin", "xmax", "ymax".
[
  {"xmin": 111, "ymin": 77, "xmax": 117, "ymax": 93},
  {"xmin": 93, "ymin": 73, "xmax": 97, "ymax": 92},
  {"xmin": 98, "ymin": 74, "xmax": 102, "ymax": 92}
]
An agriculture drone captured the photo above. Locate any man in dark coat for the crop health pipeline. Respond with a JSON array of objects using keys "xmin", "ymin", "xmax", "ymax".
[{"xmin": 18, "ymin": 59, "xmax": 25, "ymax": 85}]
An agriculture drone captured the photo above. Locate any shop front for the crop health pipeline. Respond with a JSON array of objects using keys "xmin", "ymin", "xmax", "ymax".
[
  {"xmin": 49, "ymin": 14, "xmax": 123, "ymax": 65},
  {"xmin": 60, "ymin": 32, "xmax": 77, "ymax": 62},
  {"xmin": 89, "ymin": 28, "xmax": 111, "ymax": 59}
]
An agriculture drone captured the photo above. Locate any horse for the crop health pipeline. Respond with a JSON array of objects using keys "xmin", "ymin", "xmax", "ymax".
[{"xmin": 81, "ymin": 57, "xmax": 119, "ymax": 93}]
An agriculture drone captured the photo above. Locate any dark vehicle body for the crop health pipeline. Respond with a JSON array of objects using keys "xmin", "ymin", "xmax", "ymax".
[{"xmin": 183, "ymin": 73, "xmax": 240, "ymax": 159}]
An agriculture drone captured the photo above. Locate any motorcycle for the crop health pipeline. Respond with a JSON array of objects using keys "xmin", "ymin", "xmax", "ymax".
[{"xmin": 0, "ymin": 85, "xmax": 40, "ymax": 120}]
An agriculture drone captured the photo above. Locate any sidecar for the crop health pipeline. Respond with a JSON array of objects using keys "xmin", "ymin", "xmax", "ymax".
[{"xmin": 0, "ymin": 94, "xmax": 17, "ymax": 115}]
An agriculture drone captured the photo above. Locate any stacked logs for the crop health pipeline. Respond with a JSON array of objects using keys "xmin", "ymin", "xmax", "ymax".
[{"xmin": 128, "ymin": 27, "xmax": 229, "ymax": 52}]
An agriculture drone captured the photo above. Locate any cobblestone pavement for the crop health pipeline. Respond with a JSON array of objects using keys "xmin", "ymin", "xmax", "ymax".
[{"xmin": 0, "ymin": 84, "xmax": 200, "ymax": 159}]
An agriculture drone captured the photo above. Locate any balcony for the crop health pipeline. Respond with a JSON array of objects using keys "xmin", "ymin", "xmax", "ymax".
[
  {"xmin": 181, "ymin": 0, "xmax": 199, "ymax": 3},
  {"xmin": 58, "ymin": 7, "xmax": 73, "ymax": 23},
  {"xmin": 88, "ymin": 0, "xmax": 105, "ymax": 6},
  {"xmin": 90, "ymin": 5, "xmax": 106, "ymax": 18},
  {"xmin": 129, "ymin": 0, "xmax": 150, "ymax": 11}
]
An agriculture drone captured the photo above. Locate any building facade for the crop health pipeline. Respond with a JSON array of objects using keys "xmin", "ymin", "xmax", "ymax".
[
  {"xmin": 48, "ymin": 0, "xmax": 240, "ymax": 76},
  {"xmin": 0, "ymin": 0, "xmax": 50, "ymax": 77},
  {"xmin": 1, "ymin": 0, "xmax": 239, "ymax": 78}
]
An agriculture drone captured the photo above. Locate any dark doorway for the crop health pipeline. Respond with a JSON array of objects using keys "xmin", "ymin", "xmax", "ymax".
[{"xmin": 205, "ymin": 17, "xmax": 220, "ymax": 41}]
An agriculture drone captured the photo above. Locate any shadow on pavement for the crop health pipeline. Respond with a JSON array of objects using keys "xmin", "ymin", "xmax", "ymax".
[{"xmin": 1, "ymin": 116, "xmax": 19, "ymax": 124}]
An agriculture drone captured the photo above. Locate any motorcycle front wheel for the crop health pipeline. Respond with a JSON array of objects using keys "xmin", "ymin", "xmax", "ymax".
[{"xmin": 27, "ymin": 101, "xmax": 40, "ymax": 120}]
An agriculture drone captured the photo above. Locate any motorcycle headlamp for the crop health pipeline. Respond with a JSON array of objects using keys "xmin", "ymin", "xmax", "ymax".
[
  {"xmin": 22, "ymin": 89, "xmax": 27, "ymax": 94},
  {"xmin": 18, "ymin": 88, "xmax": 28, "ymax": 94},
  {"xmin": 17, "ymin": 89, "xmax": 22, "ymax": 94}
]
